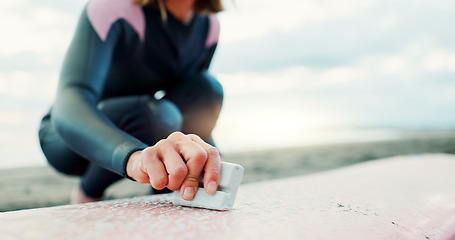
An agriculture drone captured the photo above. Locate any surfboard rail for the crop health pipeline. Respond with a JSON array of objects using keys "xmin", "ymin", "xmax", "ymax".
[{"xmin": 1, "ymin": 154, "xmax": 455, "ymax": 240}]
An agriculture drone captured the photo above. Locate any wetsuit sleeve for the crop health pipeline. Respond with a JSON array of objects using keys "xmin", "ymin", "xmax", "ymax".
[
  {"xmin": 200, "ymin": 44, "xmax": 218, "ymax": 69},
  {"xmin": 51, "ymin": 7, "xmax": 148, "ymax": 177},
  {"xmin": 200, "ymin": 14, "xmax": 220, "ymax": 70}
]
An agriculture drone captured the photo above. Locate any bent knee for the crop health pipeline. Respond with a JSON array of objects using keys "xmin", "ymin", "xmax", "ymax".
[
  {"xmin": 150, "ymin": 99, "xmax": 183, "ymax": 136},
  {"xmin": 204, "ymin": 73, "xmax": 224, "ymax": 104},
  {"xmin": 39, "ymin": 116, "xmax": 88, "ymax": 176}
]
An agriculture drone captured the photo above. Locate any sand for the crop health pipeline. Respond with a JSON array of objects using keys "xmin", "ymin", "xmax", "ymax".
[{"xmin": 1, "ymin": 129, "xmax": 455, "ymax": 212}]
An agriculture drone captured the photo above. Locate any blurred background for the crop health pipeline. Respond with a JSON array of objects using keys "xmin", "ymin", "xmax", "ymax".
[
  {"xmin": 1, "ymin": 0, "xmax": 454, "ymax": 169},
  {"xmin": 213, "ymin": 0, "xmax": 455, "ymax": 152},
  {"xmin": 1, "ymin": 0, "xmax": 455, "ymax": 211}
]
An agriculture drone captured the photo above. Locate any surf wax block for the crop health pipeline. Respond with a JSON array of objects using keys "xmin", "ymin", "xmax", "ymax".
[{"xmin": 172, "ymin": 162, "xmax": 244, "ymax": 210}]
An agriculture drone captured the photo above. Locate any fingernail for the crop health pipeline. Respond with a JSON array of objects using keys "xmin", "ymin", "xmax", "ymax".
[
  {"xmin": 183, "ymin": 187, "xmax": 195, "ymax": 200},
  {"xmin": 207, "ymin": 181, "xmax": 217, "ymax": 194}
]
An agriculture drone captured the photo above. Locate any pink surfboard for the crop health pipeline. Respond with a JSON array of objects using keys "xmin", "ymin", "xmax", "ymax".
[{"xmin": 1, "ymin": 154, "xmax": 455, "ymax": 240}]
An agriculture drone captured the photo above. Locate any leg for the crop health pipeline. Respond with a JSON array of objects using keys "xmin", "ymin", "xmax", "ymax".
[
  {"xmin": 39, "ymin": 113, "xmax": 118, "ymax": 202},
  {"xmin": 97, "ymin": 95, "xmax": 182, "ymax": 146},
  {"xmin": 97, "ymin": 95, "xmax": 182, "ymax": 195},
  {"xmin": 38, "ymin": 95, "xmax": 182, "ymax": 201},
  {"xmin": 165, "ymin": 71, "xmax": 223, "ymax": 145},
  {"xmin": 39, "ymin": 114, "xmax": 89, "ymax": 176}
]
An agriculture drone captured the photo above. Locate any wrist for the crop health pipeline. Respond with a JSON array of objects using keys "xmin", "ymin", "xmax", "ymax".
[{"xmin": 126, "ymin": 150, "xmax": 142, "ymax": 179}]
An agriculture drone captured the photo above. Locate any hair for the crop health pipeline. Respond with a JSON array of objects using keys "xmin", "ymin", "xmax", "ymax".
[{"xmin": 132, "ymin": 0, "xmax": 224, "ymax": 13}]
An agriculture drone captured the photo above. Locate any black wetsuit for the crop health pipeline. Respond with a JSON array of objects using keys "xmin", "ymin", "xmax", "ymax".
[{"xmin": 38, "ymin": 0, "xmax": 223, "ymax": 198}]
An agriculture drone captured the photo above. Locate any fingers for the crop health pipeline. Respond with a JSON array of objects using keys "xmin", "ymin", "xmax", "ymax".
[
  {"xmin": 167, "ymin": 132, "xmax": 207, "ymax": 200},
  {"xmin": 133, "ymin": 132, "xmax": 221, "ymax": 201},
  {"xmin": 139, "ymin": 147, "xmax": 168, "ymax": 190},
  {"xmin": 155, "ymin": 139, "xmax": 188, "ymax": 191},
  {"xmin": 187, "ymin": 134, "xmax": 221, "ymax": 195},
  {"xmin": 168, "ymin": 132, "xmax": 221, "ymax": 200},
  {"xmin": 138, "ymin": 140, "xmax": 187, "ymax": 191}
]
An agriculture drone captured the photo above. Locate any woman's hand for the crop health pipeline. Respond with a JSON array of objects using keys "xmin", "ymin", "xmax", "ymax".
[{"xmin": 126, "ymin": 131, "xmax": 221, "ymax": 201}]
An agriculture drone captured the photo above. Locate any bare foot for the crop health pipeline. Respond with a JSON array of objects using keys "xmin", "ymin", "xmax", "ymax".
[{"xmin": 71, "ymin": 186, "xmax": 103, "ymax": 204}]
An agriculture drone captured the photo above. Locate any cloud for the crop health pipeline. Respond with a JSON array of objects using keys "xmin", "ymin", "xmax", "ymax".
[
  {"xmin": 215, "ymin": 29, "xmax": 455, "ymax": 130},
  {"xmin": 218, "ymin": 35, "xmax": 455, "ymax": 95},
  {"xmin": 0, "ymin": 70, "xmax": 58, "ymax": 118},
  {"xmin": 0, "ymin": 0, "xmax": 87, "ymax": 57},
  {"xmin": 217, "ymin": 65, "xmax": 368, "ymax": 96},
  {"xmin": 219, "ymin": 0, "xmax": 378, "ymax": 44},
  {"xmin": 213, "ymin": 0, "xmax": 455, "ymax": 74}
]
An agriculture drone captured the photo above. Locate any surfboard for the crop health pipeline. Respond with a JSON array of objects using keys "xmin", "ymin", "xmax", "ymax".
[{"xmin": 1, "ymin": 154, "xmax": 455, "ymax": 240}]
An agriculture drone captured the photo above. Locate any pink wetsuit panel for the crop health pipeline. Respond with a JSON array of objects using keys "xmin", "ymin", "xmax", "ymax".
[
  {"xmin": 87, "ymin": 0, "xmax": 145, "ymax": 41},
  {"xmin": 205, "ymin": 14, "xmax": 220, "ymax": 47}
]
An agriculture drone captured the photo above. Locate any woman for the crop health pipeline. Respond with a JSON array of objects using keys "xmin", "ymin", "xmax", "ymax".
[{"xmin": 38, "ymin": 0, "xmax": 224, "ymax": 204}]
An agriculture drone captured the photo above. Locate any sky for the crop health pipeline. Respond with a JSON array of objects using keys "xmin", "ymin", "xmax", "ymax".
[{"xmin": 0, "ymin": 0, "xmax": 455, "ymax": 168}]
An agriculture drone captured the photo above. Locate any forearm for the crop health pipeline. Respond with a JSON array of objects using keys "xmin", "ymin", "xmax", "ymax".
[{"xmin": 52, "ymin": 87, "xmax": 148, "ymax": 177}]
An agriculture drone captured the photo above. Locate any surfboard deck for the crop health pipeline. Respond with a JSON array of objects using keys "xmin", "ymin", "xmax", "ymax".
[{"xmin": 1, "ymin": 154, "xmax": 455, "ymax": 240}]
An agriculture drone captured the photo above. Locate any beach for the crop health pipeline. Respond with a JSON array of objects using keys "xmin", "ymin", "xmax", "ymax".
[{"xmin": 1, "ymin": 129, "xmax": 455, "ymax": 212}]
